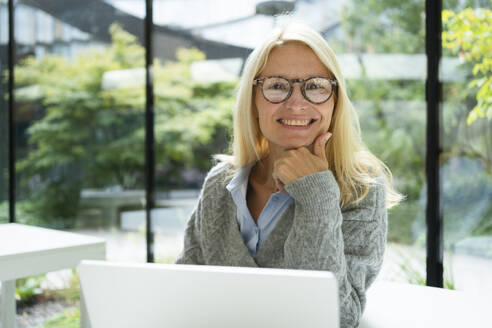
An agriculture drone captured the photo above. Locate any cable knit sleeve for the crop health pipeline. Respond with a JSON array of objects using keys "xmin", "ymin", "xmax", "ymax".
[{"xmin": 283, "ymin": 169, "xmax": 387, "ymax": 328}]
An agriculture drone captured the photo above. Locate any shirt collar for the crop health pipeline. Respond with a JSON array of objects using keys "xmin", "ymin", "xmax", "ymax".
[{"xmin": 226, "ymin": 161, "xmax": 256, "ymax": 197}]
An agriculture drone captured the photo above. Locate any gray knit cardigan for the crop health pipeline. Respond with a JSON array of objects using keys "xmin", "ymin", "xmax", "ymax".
[{"xmin": 176, "ymin": 161, "xmax": 387, "ymax": 328}]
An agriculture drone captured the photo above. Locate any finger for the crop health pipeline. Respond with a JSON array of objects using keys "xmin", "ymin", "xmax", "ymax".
[
  {"xmin": 273, "ymin": 174, "xmax": 286, "ymax": 193},
  {"xmin": 272, "ymin": 171, "xmax": 280, "ymax": 188},
  {"xmin": 274, "ymin": 174, "xmax": 286, "ymax": 193},
  {"xmin": 314, "ymin": 132, "xmax": 332, "ymax": 161},
  {"xmin": 273, "ymin": 166, "xmax": 287, "ymax": 194},
  {"xmin": 278, "ymin": 181, "xmax": 286, "ymax": 194},
  {"xmin": 274, "ymin": 175, "xmax": 280, "ymax": 191}
]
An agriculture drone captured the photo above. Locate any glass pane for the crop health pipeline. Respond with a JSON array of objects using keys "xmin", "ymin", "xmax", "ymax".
[
  {"xmin": 0, "ymin": 0, "xmax": 8, "ymax": 223},
  {"xmin": 12, "ymin": 0, "xmax": 146, "ymax": 325},
  {"xmin": 151, "ymin": 0, "xmax": 239, "ymax": 263},
  {"xmin": 146, "ymin": 0, "xmax": 422, "ymax": 277},
  {"xmin": 442, "ymin": 2, "xmax": 492, "ymax": 293},
  {"xmin": 340, "ymin": 0, "xmax": 427, "ymax": 285}
]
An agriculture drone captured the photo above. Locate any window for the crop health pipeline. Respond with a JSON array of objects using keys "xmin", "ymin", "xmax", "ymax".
[
  {"xmin": 4, "ymin": 0, "xmax": 491, "ymax": 325},
  {"xmin": 441, "ymin": 1, "xmax": 492, "ymax": 292}
]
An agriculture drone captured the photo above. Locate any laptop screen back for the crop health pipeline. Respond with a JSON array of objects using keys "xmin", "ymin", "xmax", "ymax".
[{"xmin": 78, "ymin": 260, "xmax": 339, "ymax": 328}]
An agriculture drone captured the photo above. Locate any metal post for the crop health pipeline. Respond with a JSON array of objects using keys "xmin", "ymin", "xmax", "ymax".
[
  {"xmin": 425, "ymin": 0, "xmax": 443, "ymax": 287},
  {"xmin": 8, "ymin": 0, "xmax": 15, "ymax": 223},
  {"xmin": 145, "ymin": 0, "xmax": 155, "ymax": 263}
]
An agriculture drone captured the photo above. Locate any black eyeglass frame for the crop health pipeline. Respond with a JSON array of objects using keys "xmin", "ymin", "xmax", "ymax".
[{"xmin": 253, "ymin": 76, "xmax": 338, "ymax": 104}]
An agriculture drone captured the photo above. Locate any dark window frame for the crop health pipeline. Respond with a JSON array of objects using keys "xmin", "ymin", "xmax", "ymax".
[{"xmin": 8, "ymin": 0, "xmax": 15, "ymax": 224}]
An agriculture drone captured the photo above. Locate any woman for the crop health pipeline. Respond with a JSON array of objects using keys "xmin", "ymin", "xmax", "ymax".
[{"xmin": 176, "ymin": 23, "xmax": 403, "ymax": 328}]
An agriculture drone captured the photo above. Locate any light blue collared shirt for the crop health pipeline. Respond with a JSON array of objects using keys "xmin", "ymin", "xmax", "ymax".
[{"xmin": 226, "ymin": 162, "xmax": 293, "ymax": 257}]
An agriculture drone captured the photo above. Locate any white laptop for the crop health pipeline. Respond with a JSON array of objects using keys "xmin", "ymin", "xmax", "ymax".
[{"xmin": 78, "ymin": 260, "xmax": 339, "ymax": 328}]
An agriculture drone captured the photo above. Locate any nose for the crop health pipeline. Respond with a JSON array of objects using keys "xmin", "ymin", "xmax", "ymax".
[{"xmin": 285, "ymin": 84, "xmax": 308, "ymax": 110}]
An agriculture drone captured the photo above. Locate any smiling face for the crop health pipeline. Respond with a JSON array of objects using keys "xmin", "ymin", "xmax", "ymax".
[{"xmin": 254, "ymin": 42, "xmax": 336, "ymax": 153}]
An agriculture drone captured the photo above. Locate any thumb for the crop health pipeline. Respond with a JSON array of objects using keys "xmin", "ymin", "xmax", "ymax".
[
  {"xmin": 272, "ymin": 172, "xmax": 286, "ymax": 194},
  {"xmin": 314, "ymin": 132, "xmax": 332, "ymax": 161}
]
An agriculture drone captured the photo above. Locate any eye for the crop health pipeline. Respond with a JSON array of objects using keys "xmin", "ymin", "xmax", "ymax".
[
  {"xmin": 268, "ymin": 83, "xmax": 288, "ymax": 90},
  {"xmin": 263, "ymin": 77, "xmax": 290, "ymax": 92},
  {"xmin": 306, "ymin": 83, "xmax": 321, "ymax": 90},
  {"xmin": 305, "ymin": 78, "xmax": 331, "ymax": 94}
]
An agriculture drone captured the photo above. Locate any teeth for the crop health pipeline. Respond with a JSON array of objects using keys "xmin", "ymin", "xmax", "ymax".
[{"xmin": 280, "ymin": 119, "xmax": 311, "ymax": 126}]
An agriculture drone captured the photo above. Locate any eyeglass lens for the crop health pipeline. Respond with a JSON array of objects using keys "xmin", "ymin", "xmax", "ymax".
[{"xmin": 262, "ymin": 77, "xmax": 333, "ymax": 104}]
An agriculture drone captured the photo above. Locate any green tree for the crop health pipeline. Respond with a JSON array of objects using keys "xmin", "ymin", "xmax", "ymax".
[
  {"xmin": 14, "ymin": 24, "xmax": 235, "ymax": 227},
  {"xmin": 443, "ymin": 8, "xmax": 492, "ymax": 125},
  {"xmin": 340, "ymin": 0, "xmax": 492, "ymax": 245},
  {"xmin": 152, "ymin": 48, "xmax": 235, "ymax": 188},
  {"xmin": 341, "ymin": 0, "xmax": 429, "ymax": 201},
  {"xmin": 342, "ymin": 0, "xmax": 426, "ymax": 54},
  {"xmin": 440, "ymin": 7, "xmax": 491, "ymax": 176}
]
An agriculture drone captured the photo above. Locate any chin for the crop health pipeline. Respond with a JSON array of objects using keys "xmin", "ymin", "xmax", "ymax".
[
  {"xmin": 283, "ymin": 141, "xmax": 313, "ymax": 150},
  {"xmin": 268, "ymin": 136, "xmax": 314, "ymax": 151}
]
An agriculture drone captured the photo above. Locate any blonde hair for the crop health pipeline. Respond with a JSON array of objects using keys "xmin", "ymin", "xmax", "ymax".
[{"xmin": 215, "ymin": 23, "xmax": 404, "ymax": 209}]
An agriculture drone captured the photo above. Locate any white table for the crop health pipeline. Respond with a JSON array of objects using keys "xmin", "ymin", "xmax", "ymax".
[
  {"xmin": 0, "ymin": 223, "xmax": 106, "ymax": 328},
  {"xmin": 360, "ymin": 281, "xmax": 492, "ymax": 327}
]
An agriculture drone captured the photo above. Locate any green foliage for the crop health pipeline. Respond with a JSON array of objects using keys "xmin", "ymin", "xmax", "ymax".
[
  {"xmin": 341, "ymin": 1, "xmax": 428, "ymax": 207},
  {"xmin": 16, "ymin": 271, "xmax": 81, "ymax": 326},
  {"xmin": 442, "ymin": 8, "xmax": 492, "ymax": 124},
  {"xmin": 152, "ymin": 48, "xmax": 235, "ymax": 184},
  {"xmin": 16, "ymin": 275, "xmax": 45, "ymax": 306},
  {"xmin": 15, "ymin": 24, "xmax": 236, "ymax": 227},
  {"xmin": 42, "ymin": 269, "xmax": 81, "ymax": 303},
  {"xmin": 16, "ymin": 271, "xmax": 81, "ymax": 309},
  {"xmin": 341, "ymin": 0, "xmax": 488, "ymax": 54},
  {"xmin": 341, "ymin": 0, "xmax": 426, "ymax": 53},
  {"xmin": 37, "ymin": 308, "xmax": 80, "ymax": 328},
  {"xmin": 349, "ymin": 80, "xmax": 426, "ymax": 199},
  {"xmin": 342, "ymin": 1, "xmax": 492, "ymax": 248}
]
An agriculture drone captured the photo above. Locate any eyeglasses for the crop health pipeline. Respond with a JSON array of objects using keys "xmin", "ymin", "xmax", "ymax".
[{"xmin": 253, "ymin": 76, "xmax": 337, "ymax": 104}]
